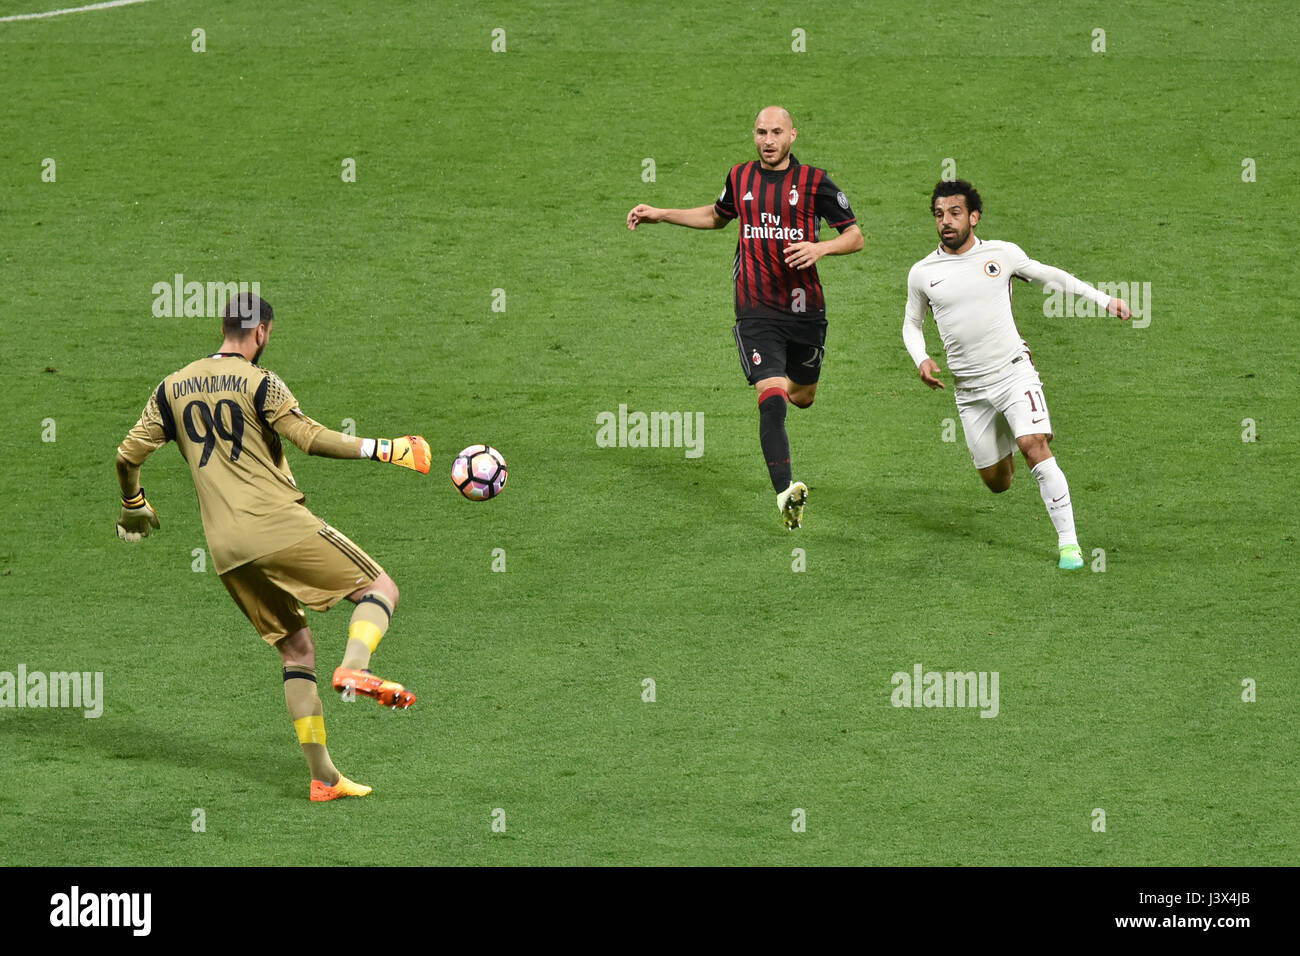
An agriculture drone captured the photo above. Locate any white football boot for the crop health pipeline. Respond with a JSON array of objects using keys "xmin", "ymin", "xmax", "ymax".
[{"xmin": 776, "ymin": 481, "xmax": 808, "ymax": 530}]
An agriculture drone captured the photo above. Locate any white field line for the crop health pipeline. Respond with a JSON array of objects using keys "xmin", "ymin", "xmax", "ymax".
[{"xmin": 0, "ymin": 0, "xmax": 155, "ymax": 23}]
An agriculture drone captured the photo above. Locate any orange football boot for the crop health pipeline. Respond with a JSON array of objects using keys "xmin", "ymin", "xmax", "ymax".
[
  {"xmin": 332, "ymin": 667, "xmax": 416, "ymax": 709},
  {"xmin": 310, "ymin": 774, "xmax": 373, "ymax": 802}
]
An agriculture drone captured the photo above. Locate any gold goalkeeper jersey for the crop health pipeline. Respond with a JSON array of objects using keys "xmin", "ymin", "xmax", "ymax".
[{"xmin": 117, "ymin": 353, "xmax": 329, "ymax": 574}]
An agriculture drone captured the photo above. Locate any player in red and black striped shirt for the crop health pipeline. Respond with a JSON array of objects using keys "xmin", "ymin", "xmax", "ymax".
[{"xmin": 627, "ymin": 106, "xmax": 863, "ymax": 528}]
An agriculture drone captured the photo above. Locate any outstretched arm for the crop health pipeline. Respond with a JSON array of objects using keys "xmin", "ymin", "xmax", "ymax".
[
  {"xmin": 627, "ymin": 204, "xmax": 727, "ymax": 230},
  {"xmin": 1014, "ymin": 256, "xmax": 1132, "ymax": 319},
  {"xmin": 270, "ymin": 405, "xmax": 430, "ymax": 474},
  {"xmin": 254, "ymin": 370, "xmax": 429, "ymax": 473}
]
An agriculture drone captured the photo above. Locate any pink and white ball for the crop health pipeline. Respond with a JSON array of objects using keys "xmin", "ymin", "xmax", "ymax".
[{"xmin": 451, "ymin": 445, "xmax": 508, "ymax": 500}]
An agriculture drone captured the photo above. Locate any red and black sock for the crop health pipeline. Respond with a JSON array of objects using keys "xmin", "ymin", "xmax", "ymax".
[{"xmin": 758, "ymin": 387, "xmax": 792, "ymax": 492}]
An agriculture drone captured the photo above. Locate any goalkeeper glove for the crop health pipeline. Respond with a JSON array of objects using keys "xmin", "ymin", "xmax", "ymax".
[
  {"xmin": 116, "ymin": 488, "xmax": 160, "ymax": 541},
  {"xmin": 373, "ymin": 436, "xmax": 431, "ymax": 474}
]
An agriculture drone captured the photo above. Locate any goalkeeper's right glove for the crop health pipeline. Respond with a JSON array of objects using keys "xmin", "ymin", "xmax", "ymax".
[
  {"xmin": 116, "ymin": 488, "xmax": 160, "ymax": 541},
  {"xmin": 373, "ymin": 436, "xmax": 431, "ymax": 474}
]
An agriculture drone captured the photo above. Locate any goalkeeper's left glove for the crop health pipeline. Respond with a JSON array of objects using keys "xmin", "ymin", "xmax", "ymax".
[
  {"xmin": 372, "ymin": 435, "xmax": 431, "ymax": 474},
  {"xmin": 116, "ymin": 488, "xmax": 160, "ymax": 542}
]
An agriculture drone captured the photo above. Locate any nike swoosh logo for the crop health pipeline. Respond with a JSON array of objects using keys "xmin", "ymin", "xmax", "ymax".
[
  {"xmin": 1032, "ymin": 417, "xmax": 1046, "ymax": 424},
  {"xmin": 930, "ymin": 279, "xmax": 945, "ymax": 287},
  {"xmin": 1052, "ymin": 494, "xmax": 1067, "ymax": 503}
]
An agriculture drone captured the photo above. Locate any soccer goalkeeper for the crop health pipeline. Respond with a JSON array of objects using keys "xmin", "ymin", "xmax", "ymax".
[{"xmin": 115, "ymin": 293, "xmax": 429, "ymax": 802}]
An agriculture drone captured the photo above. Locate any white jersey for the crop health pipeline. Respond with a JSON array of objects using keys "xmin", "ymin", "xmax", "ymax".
[{"xmin": 903, "ymin": 237, "xmax": 1110, "ymax": 386}]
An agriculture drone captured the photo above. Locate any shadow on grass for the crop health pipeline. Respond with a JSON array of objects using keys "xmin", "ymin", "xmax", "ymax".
[{"xmin": 0, "ymin": 710, "xmax": 301, "ymax": 798}]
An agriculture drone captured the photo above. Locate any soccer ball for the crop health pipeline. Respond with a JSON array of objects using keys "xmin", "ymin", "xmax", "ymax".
[{"xmin": 452, "ymin": 445, "xmax": 508, "ymax": 500}]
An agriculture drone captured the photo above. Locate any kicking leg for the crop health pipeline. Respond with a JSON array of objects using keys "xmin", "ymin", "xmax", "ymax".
[
  {"xmin": 332, "ymin": 572, "xmax": 415, "ymax": 708},
  {"xmin": 341, "ymin": 572, "xmax": 399, "ymax": 671}
]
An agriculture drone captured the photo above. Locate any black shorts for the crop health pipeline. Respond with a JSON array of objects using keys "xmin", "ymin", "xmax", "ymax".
[{"xmin": 733, "ymin": 317, "xmax": 828, "ymax": 386}]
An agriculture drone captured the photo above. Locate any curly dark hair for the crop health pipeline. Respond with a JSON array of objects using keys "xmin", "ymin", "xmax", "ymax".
[{"xmin": 930, "ymin": 179, "xmax": 982, "ymax": 215}]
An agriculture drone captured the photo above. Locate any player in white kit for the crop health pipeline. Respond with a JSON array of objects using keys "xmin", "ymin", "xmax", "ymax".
[{"xmin": 902, "ymin": 180, "xmax": 1131, "ymax": 569}]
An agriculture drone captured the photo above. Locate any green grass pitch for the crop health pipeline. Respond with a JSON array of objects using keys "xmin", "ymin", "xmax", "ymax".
[{"xmin": 1, "ymin": 0, "xmax": 1296, "ymax": 865}]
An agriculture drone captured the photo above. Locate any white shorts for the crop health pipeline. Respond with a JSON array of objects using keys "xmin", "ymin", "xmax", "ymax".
[{"xmin": 954, "ymin": 360, "xmax": 1053, "ymax": 469}]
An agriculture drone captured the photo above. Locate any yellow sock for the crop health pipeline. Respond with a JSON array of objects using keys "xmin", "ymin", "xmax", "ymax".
[
  {"xmin": 284, "ymin": 667, "xmax": 338, "ymax": 784},
  {"xmin": 341, "ymin": 593, "xmax": 394, "ymax": 671}
]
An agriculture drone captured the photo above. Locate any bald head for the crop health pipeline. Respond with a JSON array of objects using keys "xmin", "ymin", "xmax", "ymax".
[
  {"xmin": 754, "ymin": 106, "xmax": 794, "ymax": 129},
  {"xmin": 752, "ymin": 106, "xmax": 797, "ymax": 170}
]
